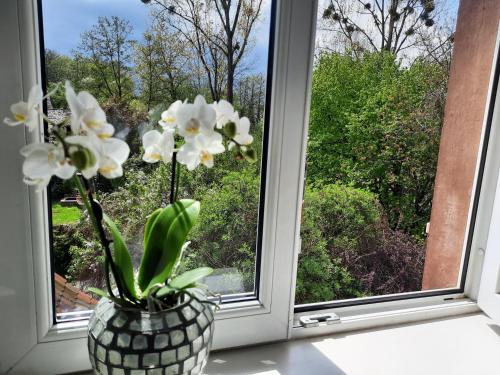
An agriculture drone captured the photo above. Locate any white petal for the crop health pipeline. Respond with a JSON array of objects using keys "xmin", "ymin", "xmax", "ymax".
[
  {"xmin": 11, "ymin": 101, "xmax": 29, "ymax": 118},
  {"xmin": 237, "ymin": 117, "xmax": 251, "ymax": 134},
  {"xmin": 176, "ymin": 103, "xmax": 195, "ymax": 126},
  {"xmin": 102, "ymin": 138, "xmax": 130, "ymax": 164},
  {"xmin": 95, "ymin": 123, "xmax": 115, "ymax": 139},
  {"xmin": 55, "ymin": 163, "xmax": 76, "ymax": 179},
  {"xmin": 142, "ymin": 130, "xmax": 162, "ymax": 148},
  {"xmin": 99, "ymin": 157, "xmax": 123, "ymax": 179},
  {"xmin": 66, "ymin": 134, "xmax": 99, "ymax": 151},
  {"xmin": 193, "ymin": 95, "xmax": 208, "ymax": 107},
  {"xmin": 26, "ymin": 108, "xmax": 40, "ymax": 132},
  {"xmin": 27, "ymin": 85, "xmax": 43, "ymax": 107},
  {"xmin": 81, "ymin": 163, "xmax": 99, "ymax": 179},
  {"xmin": 20, "ymin": 142, "xmax": 55, "ymax": 157},
  {"xmin": 65, "ymin": 81, "xmax": 84, "ymax": 133},
  {"xmin": 22, "ymin": 150, "xmax": 55, "ymax": 179},
  {"xmin": 177, "ymin": 143, "xmax": 200, "ymax": 170},
  {"xmin": 4, "ymin": 117, "xmax": 23, "ymax": 127},
  {"xmin": 234, "ymin": 133, "xmax": 254, "ymax": 146},
  {"xmin": 143, "ymin": 145, "xmax": 162, "ymax": 163},
  {"xmin": 77, "ymin": 91, "xmax": 100, "ymax": 109}
]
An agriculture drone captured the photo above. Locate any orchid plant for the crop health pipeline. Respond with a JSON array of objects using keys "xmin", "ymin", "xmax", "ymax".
[{"xmin": 4, "ymin": 81, "xmax": 256, "ymax": 311}]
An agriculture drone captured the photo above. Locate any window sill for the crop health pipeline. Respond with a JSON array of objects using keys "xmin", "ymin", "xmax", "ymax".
[{"xmin": 197, "ymin": 312, "xmax": 500, "ymax": 375}]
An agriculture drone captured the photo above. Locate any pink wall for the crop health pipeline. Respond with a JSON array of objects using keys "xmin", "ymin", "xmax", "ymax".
[{"xmin": 422, "ymin": 0, "xmax": 500, "ymax": 289}]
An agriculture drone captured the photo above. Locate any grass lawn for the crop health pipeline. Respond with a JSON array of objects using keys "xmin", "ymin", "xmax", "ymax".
[{"xmin": 52, "ymin": 203, "xmax": 81, "ymax": 226}]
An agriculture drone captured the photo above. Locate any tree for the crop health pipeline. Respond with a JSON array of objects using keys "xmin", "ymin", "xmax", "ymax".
[
  {"xmin": 307, "ymin": 52, "xmax": 448, "ymax": 236},
  {"xmin": 236, "ymin": 74, "xmax": 266, "ymax": 125},
  {"xmin": 149, "ymin": 0, "xmax": 264, "ymax": 103},
  {"xmin": 321, "ymin": 0, "xmax": 438, "ymax": 57},
  {"xmin": 134, "ymin": 33, "xmax": 158, "ymax": 110},
  {"xmin": 78, "ymin": 16, "xmax": 134, "ymax": 101}
]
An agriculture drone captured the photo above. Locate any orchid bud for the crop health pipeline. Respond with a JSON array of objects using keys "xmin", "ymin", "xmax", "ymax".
[
  {"xmin": 243, "ymin": 148, "xmax": 257, "ymax": 163},
  {"xmin": 70, "ymin": 146, "xmax": 97, "ymax": 171},
  {"xmin": 223, "ymin": 121, "xmax": 237, "ymax": 139}
]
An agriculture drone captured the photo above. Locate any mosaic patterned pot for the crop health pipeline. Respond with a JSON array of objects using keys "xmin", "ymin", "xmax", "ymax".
[{"xmin": 88, "ymin": 290, "xmax": 215, "ymax": 375}]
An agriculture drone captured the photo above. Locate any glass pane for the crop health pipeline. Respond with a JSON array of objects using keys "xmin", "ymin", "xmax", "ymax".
[
  {"xmin": 296, "ymin": 0, "xmax": 470, "ymax": 305},
  {"xmin": 41, "ymin": 0, "xmax": 273, "ymax": 320}
]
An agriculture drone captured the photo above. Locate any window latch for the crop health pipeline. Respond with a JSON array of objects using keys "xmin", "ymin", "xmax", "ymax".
[{"xmin": 299, "ymin": 312, "xmax": 340, "ymax": 328}]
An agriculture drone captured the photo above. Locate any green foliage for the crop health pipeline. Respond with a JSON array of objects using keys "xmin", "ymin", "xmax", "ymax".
[
  {"xmin": 138, "ymin": 200, "xmax": 200, "ymax": 293},
  {"xmin": 297, "ymin": 182, "xmax": 425, "ymax": 304},
  {"xmin": 156, "ymin": 267, "xmax": 213, "ymax": 297},
  {"xmin": 51, "ymin": 204, "xmax": 81, "ymax": 226},
  {"xmin": 308, "ymin": 52, "xmax": 447, "ymax": 236},
  {"xmin": 52, "ymin": 224, "xmax": 86, "ymax": 278},
  {"xmin": 185, "ymin": 167, "xmax": 260, "ymax": 292},
  {"xmin": 103, "ymin": 214, "xmax": 138, "ymax": 299},
  {"xmin": 296, "ymin": 184, "xmax": 380, "ymax": 304}
]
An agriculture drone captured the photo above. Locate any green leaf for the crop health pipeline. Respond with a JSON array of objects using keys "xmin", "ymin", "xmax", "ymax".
[
  {"xmin": 138, "ymin": 200, "xmax": 200, "ymax": 294},
  {"xmin": 155, "ymin": 285, "xmax": 177, "ymax": 298},
  {"xmin": 170, "ymin": 267, "xmax": 213, "ymax": 290},
  {"xmin": 88, "ymin": 287, "xmax": 137, "ymax": 308},
  {"xmin": 144, "ymin": 208, "xmax": 163, "ymax": 250},
  {"xmin": 103, "ymin": 214, "xmax": 138, "ymax": 300},
  {"xmin": 88, "ymin": 287, "xmax": 109, "ymax": 299}
]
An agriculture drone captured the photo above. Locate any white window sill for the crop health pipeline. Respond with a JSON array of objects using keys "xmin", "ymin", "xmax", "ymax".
[
  {"xmin": 71, "ymin": 312, "xmax": 500, "ymax": 375},
  {"xmin": 201, "ymin": 312, "xmax": 500, "ymax": 375}
]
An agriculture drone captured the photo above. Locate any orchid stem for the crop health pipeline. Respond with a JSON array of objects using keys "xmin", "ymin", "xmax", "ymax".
[
  {"xmin": 174, "ymin": 161, "xmax": 181, "ymax": 202},
  {"xmin": 169, "ymin": 151, "xmax": 177, "ymax": 204},
  {"xmin": 73, "ymin": 174, "xmax": 125, "ymax": 301}
]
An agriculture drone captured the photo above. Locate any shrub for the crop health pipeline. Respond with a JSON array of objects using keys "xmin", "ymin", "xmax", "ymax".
[
  {"xmin": 184, "ymin": 168, "xmax": 261, "ymax": 292},
  {"xmin": 308, "ymin": 51, "xmax": 448, "ymax": 237},
  {"xmin": 297, "ymin": 183, "xmax": 425, "ymax": 304}
]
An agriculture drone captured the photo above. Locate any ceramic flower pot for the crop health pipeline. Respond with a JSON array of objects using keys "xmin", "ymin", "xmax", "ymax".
[{"xmin": 88, "ymin": 290, "xmax": 215, "ymax": 375}]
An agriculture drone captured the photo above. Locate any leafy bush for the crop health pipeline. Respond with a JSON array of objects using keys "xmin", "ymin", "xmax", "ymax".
[
  {"xmin": 53, "ymin": 223, "xmax": 106, "ymax": 289},
  {"xmin": 297, "ymin": 183, "xmax": 425, "ymax": 304},
  {"xmin": 308, "ymin": 51, "xmax": 447, "ymax": 236},
  {"xmin": 184, "ymin": 168, "xmax": 261, "ymax": 292}
]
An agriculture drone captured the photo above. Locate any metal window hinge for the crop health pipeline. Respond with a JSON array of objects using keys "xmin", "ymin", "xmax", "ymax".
[{"xmin": 299, "ymin": 312, "xmax": 340, "ymax": 328}]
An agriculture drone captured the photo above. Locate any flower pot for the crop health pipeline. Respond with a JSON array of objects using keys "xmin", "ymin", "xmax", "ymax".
[{"xmin": 88, "ymin": 290, "xmax": 215, "ymax": 375}]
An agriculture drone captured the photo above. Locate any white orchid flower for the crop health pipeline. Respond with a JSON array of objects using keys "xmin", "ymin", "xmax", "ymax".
[
  {"xmin": 65, "ymin": 81, "xmax": 114, "ymax": 139},
  {"xmin": 97, "ymin": 138, "xmax": 130, "ymax": 178},
  {"xmin": 159, "ymin": 100, "xmax": 182, "ymax": 130},
  {"xmin": 177, "ymin": 133, "xmax": 225, "ymax": 170},
  {"xmin": 4, "ymin": 85, "xmax": 43, "ymax": 131},
  {"xmin": 66, "ymin": 133, "xmax": 130, "ymax": 179},
  {"xmin": 233, "ymin": 116, "xmax": 254, "ymax": 146},
  {"xmin": 212, "ymin": 99, "xmax": 238, "ymax": 129},
  {"xmin": 142, "ymin": 129, "xmax": 175, "ymax": 164},
  {"xmin": 176, "ymin": 95, "xmax": 216, "ymax": 139},
  {"xmin": 20, "ymin": 143, "xmax": 76, "ymax": 191}
]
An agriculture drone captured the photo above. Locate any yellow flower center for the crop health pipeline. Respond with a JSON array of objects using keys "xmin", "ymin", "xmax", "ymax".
[
  {"xmin": 14, "ymin": 113, "xmax": 27, "ymax": 122},
  {"xmin": 99, "ymin": 165, "xmax": 117, "ymax": 174},
  {"xmin": 148, "ymin": 152, "xmax": 162, "ymax": 161},
  {"xmin": 162, "ymin": 115, "xmax": 176, "ymax": 124},
  {"xmin": 200, "ymin": 150, "xmax": 212, "ymax": 164},
  {"xmin": 47, "ymin": 150, "xmax": 56, "ymax": 163},
  {"xmin": 185, "ymin": 119, "xmax": 200, "ymax": 135},
  {"xmin": 85, "ymin": 119, "xmax": 104, "ymax": 129},
  {"xmin": 98, "ymin": 133, "xmax": 112, "ymax": 140}
]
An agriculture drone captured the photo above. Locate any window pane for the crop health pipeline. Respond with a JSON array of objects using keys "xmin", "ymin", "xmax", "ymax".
[
  {"xmin": 296, "ymin": 0, "xmax": 470, "ymax": 305},
  {"xmin": 41, "ymin": 0, "xmax": 273, "ymax": 320}
]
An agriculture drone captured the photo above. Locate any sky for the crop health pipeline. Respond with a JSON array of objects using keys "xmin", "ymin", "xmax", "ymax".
[
  {"xmin": 42, "ymin": 0, "xmax": 460, "ymax": 77},
  {"xmin": 41, "ymin": 0, "xmax": 272, "ymax": 75}
]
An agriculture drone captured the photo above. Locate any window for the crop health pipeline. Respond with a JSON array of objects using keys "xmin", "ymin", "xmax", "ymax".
[
  {"xmin": 294, "ymin": 0, "xmax": 481, "ymax": 310},
  {"xmin": 39, "ymin": 0, "xmax": 273, "ymax": 321},
  {"xmin": 3, "ymin": 0, "xmax": 499, "ymax": 373}
]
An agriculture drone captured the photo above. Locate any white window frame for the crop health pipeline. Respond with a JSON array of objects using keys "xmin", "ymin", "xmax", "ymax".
[{"xmin": 0, "ymin": 0, "xmax": 494, "ymax": 373}]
